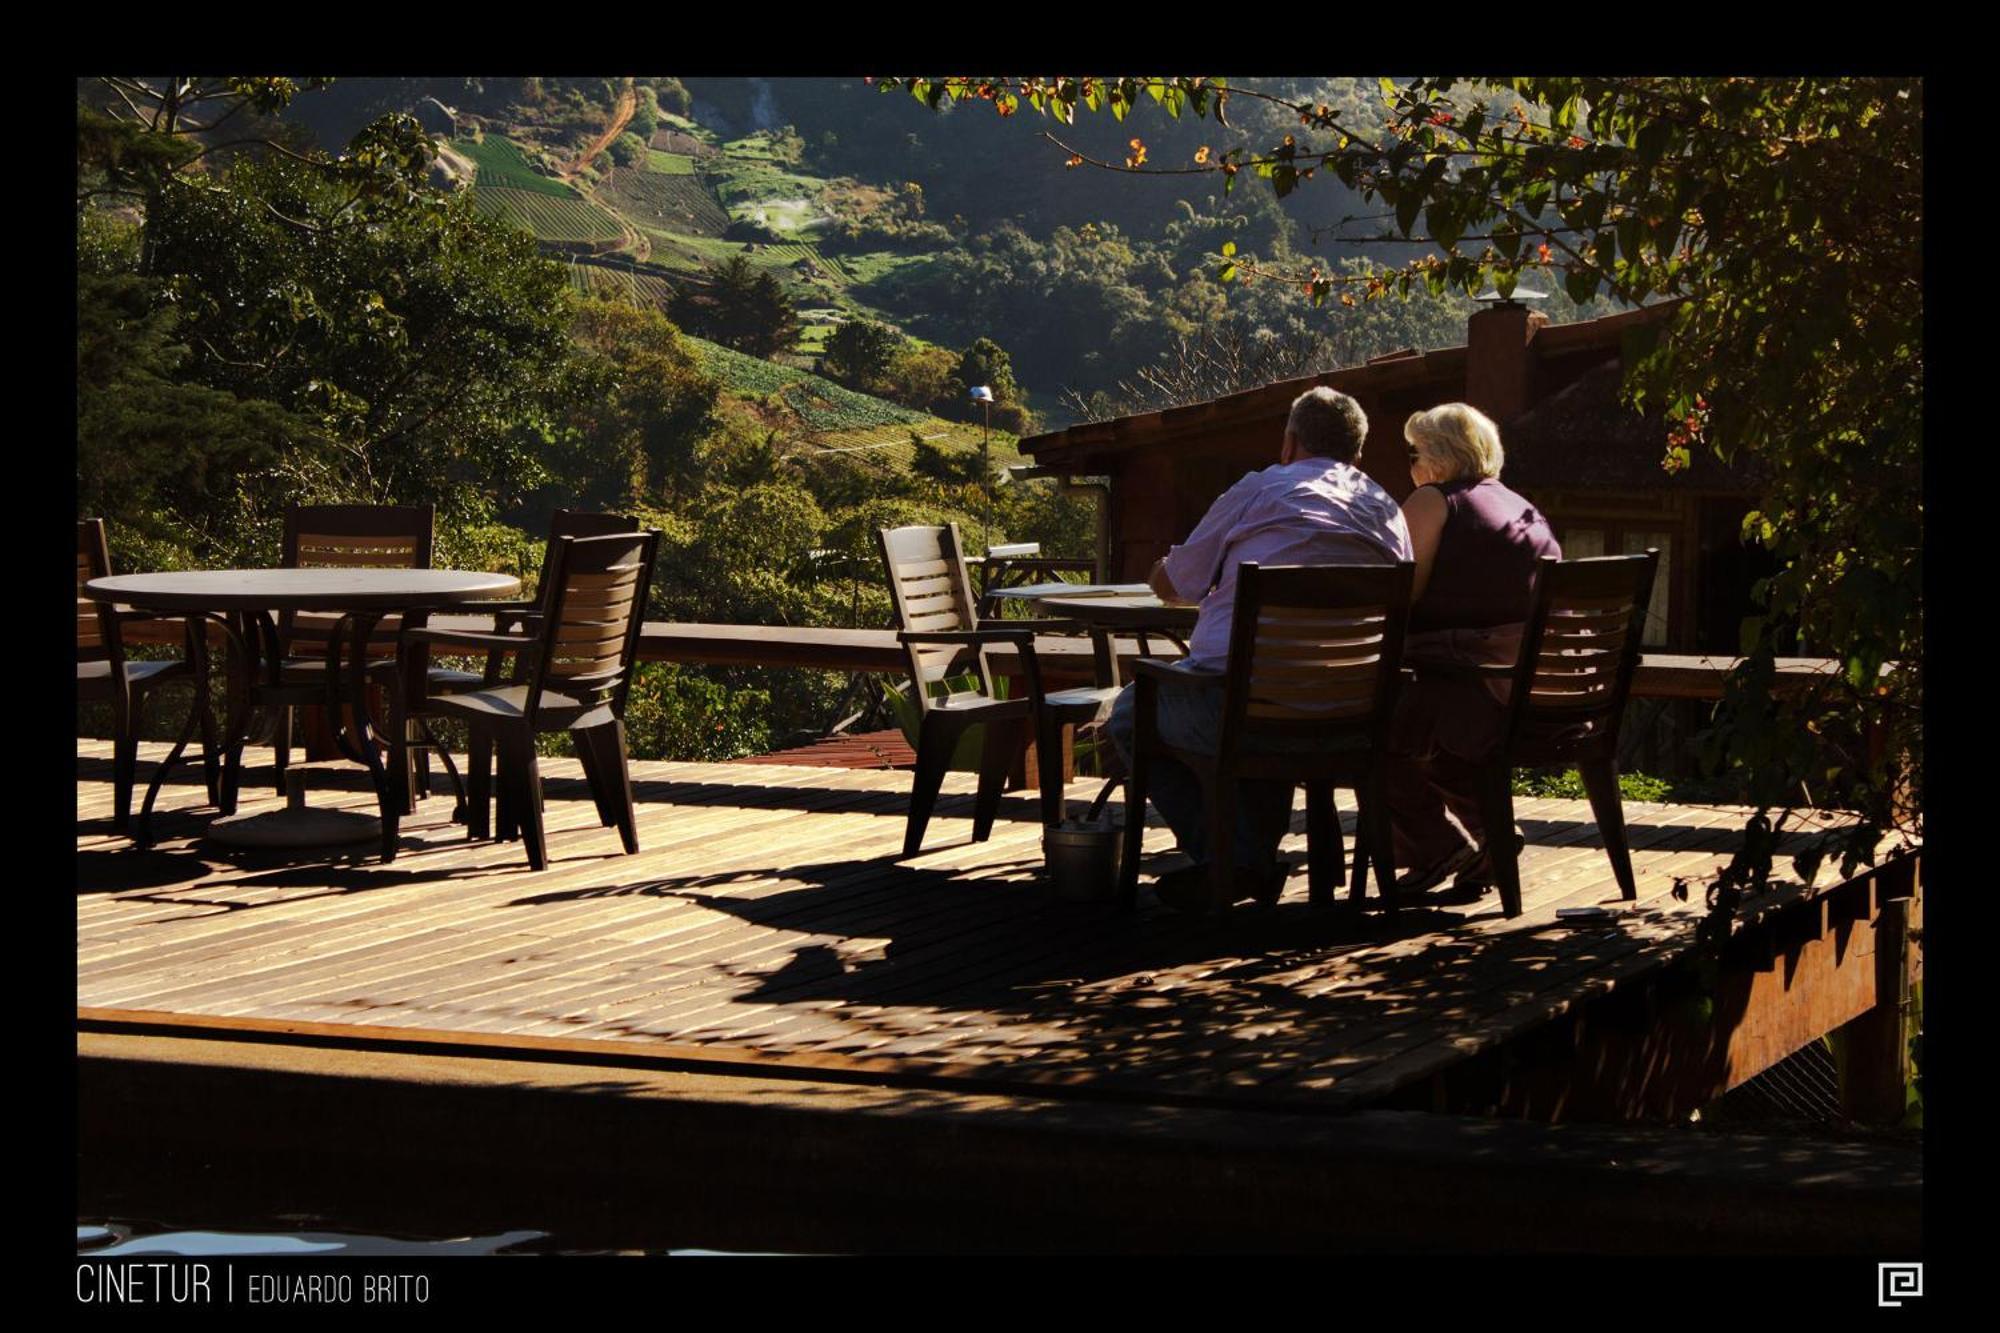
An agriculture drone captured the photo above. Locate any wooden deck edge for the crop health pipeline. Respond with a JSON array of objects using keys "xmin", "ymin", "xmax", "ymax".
[
  {"xmin": 74, "ymin": 1006, "xmax": 1338, "ymax": 1117},
  {"xmin": 77, "ymin": 1026, "xmax": 1920, "ymax": 1254}
]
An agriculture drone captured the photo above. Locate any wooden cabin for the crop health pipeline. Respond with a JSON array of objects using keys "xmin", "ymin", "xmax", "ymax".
[{"xmin": 1019, "ymin": 301, "xmax": 1769, "ymax": 654}]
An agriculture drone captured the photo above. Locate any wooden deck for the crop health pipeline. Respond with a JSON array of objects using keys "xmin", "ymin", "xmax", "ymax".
[{"xmin": 76, "ymin": 737, "xmax": 1880, "ymax": 1117}]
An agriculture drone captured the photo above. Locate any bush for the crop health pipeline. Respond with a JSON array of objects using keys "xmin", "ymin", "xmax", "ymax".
[
  {"xmin": 610, "ymin": 131, "xmax": 647, "ymax": 167},
  {"xmin": 1512, "ymin": 768, "xmax": 1676, "ymax": 803}
]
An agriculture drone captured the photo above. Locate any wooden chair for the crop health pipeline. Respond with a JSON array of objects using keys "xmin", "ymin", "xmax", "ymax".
[
  {"xmin": 1118, "ymin": 562, "xmax": 1415, "ymax": 915},
  {"xmin": 879, "ymin": 524, "xmax": 1119, "ymax": 858},
  {"xmin": 1433, "ymin": 552, "xmax": 1660, "ymax": 919},
  {"xmin": 261, "ymin": 504, "xmax": 437, "ymax": 799},
  {"xmin": 76, "ymin": 518, "xmax": 217, "ymax": 829},
  {"xmin": 398, "ymin": 509, "xmax": 640, "ymax": 815},
  {"xmin": 390, "ymin": 530, "xmax": 661, "ymax": 870}
]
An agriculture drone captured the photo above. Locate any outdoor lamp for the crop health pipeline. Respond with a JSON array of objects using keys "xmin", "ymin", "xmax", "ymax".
[{"xmin": 969, "ymin": 385, "xmax": 994, "ymax": 403}]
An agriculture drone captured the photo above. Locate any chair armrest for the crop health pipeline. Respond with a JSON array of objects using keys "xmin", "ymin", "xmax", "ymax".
[
  {"xmin": 401, "ymin": 626, "xmax": 533, "ymax": 652},
  {"xmin": 898, "ymin": 628, "xmax": 1033, "ymax": 647},
  {"xmin": 1132, "ymin": 658, "xmax": 1222, "ymax": 685},
  {"xmin": 976, "ymin": 617, "xmax": 1088, "ymax": 634}
]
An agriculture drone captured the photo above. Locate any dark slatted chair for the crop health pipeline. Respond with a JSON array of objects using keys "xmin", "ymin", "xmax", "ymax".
[
  {"xmin": 76, "ymin": 518, "xmax": 217, "ymax": 828},
  {"xmin": 1440, "ymin": 551, "xmax": 1661, "ymax": 919},
  {"xmin": 261, "ymin": 504, "xmax": 438, "ymax": 798},
  {"xmin": 879, "ymin": 524, "xmax": 1118, "ymax": 858},
  {"xmin": 1119, "ymin": 562, "xmax": 1415, "ymax": 915},
  {"xmin": 398, "ymin": 509, "xmax": 641, "ymax": 813},
  {"xmin": 391, "ymin": 530, "xmax": 661, "ymax": 870}
]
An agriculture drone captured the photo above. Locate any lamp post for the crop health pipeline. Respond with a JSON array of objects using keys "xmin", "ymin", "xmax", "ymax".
[{"xmin": 969, "ymin": 384, "xmax": 994, "ymax": 552}]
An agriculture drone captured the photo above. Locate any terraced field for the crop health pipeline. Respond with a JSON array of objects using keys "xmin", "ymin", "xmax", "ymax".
[
  {"xmin": 455, "ymin": 135, "xmax": 575, "ymax": 196},
  {"xmin": 685, "ymin": 335, "xmax": 815, "ymax": 395},
  {"xmin": 642, "ymin": 230, "xmax": 748, "ymax": 270},
  {"xmin": 777, "ymin": 376, "xmax": 927, "ymax": 433},
  {"xmin": 685, "ymin": 336, "xmax": 928, "ymax": 434},
  {"xmin": 811, "ymin": 419, "xmax": 1018, "ymax": 472},
  {"xmin": 646, "ymin": 150, "xmax": 696, "ymax": 175},
  {"xmin": 573, "ymin": 263, "xmax": 677, "ymax": 310},
  {"xmin": 762, "ymin": 242, "xmax": 850, "ymax": 281},
  {"xmin": 472, "ymin": 188, "xmax": 625, "ymax": 246},
  {"xmin": 602, "ymin": 171, "xmax": 731, "ymax": 236}
]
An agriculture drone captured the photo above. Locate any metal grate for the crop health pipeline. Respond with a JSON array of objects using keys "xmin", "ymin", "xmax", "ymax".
[{"xmin": 1705, "ymin": 1038, "xmax": 1843, "ymax": 1125}]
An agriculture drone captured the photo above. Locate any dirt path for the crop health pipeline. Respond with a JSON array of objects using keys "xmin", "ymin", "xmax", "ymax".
[{"xmin": 564, "ymin": 76, "xmax": 636, "ymax": 177}]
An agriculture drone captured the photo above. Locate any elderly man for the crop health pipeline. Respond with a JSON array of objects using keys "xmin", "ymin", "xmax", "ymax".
[{"xmin": 1106, "ymin": 386, "xmax": 1413, "ymax": 912}]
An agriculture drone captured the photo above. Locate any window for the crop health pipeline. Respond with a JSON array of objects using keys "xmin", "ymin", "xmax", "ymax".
[
  {"xmin": 1558, "ymin": 525, "xmax": 1671, "ymax": 647},
  {"xmin": 1620, "ymin": 531, "xmax": 1673, "ymax": 647}
]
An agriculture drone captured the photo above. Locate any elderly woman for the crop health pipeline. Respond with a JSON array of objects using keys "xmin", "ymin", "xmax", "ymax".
[{"xmin": 1389, "ymin": 403, "xmax": 1562, "ymax": 894}]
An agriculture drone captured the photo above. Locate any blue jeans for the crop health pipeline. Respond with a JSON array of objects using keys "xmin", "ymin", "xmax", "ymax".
[{"xmin": 1106, "ymin": 672, "xmax": 1301, "ymax": 871}]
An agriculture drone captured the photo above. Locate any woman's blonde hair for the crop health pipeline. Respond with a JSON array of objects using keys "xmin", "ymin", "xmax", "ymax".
[{"xmin": 1404, "ymin": 403, "xmax": 1505, "ymax": 481}]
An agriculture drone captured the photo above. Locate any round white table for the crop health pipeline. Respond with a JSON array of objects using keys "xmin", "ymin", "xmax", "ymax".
[{"xmin": 85, "ymin": 568, "xmax": 520, "ymax": 852}]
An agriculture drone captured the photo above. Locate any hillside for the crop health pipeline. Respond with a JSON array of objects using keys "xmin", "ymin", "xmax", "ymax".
[{"xmin": 272, "ymin": 77, "xmax": 1617, "ymax": 430}]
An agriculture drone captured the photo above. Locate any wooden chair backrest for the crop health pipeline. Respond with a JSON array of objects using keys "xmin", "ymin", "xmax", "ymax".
[
  {"xmin": 877, "ymin": 523, "xmax": 991, "ymax": 709},
  {"xmin": 528, "ymin": 530, "xmax": 660, "ymax": 722},
  {"xmin": 1220, "ymin": 562, "xmax": 1415, "ymax": 752},
  {"xmin": 1504, "ymin": 552, "xmax": 1659, "ymax": 748},
  {"xmin": 533, "ymin": 509, "xmax": 640, "ymax": 610},
  {"xmin": 279, "ymin": 504, "xmax": 434, "ymax": 655},
  {"xmin": 77, "ymin": 518, "xmax": 114, "ymax": 663}
]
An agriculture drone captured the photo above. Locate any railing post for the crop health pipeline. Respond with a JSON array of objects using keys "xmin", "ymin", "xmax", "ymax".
[{"xmin": 1835, "ymin": 887, "xmax": 1915, "ymax": 1125}]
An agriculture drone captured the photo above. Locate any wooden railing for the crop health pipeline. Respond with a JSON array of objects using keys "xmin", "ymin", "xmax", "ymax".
[{"xmin": 119, "ymin": 613, "xmax": 1863, "ymax": 701}]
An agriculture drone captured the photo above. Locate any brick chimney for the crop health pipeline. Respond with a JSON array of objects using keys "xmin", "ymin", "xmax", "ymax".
[{"xmin": 1464, "ymin": 303, "xmax": 1549, "ymax": 424}]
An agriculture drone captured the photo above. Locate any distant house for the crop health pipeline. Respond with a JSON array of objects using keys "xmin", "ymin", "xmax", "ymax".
[{"xmin": 1019, "ymin": 301, "xmax": 1768, "ymax": 654}]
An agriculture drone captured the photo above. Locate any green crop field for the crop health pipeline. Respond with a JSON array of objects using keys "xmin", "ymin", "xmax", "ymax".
[
  {"xmin": 704, "ymin": 157, "xmax": 824, "ymax": 208},
  {"xmin": 642, "ymin": 230, "xmax": 751, "ymax": 270},
  {"xmin": 685, "ymin": 335, "xmax": 815, "ymax": 396},
  {"xmin": 472, "ymin": 188, "xmax": 624, "ymax": 244},
  {"xmin": 839, "ymin": 250, "xmax": 939, "ymax": 286},
  {"xmin": 646, "ymin": 150, "xmax": 696, "ymax": 175},
  {"xmin": 811, "ymin": 420, "xmax": 1019, "ymax": 472},
  {"xmin": 602, "ymin": 172, "xmax": 731, "ymax": 236},
  {"xmin": 573, "ymin": 263, "xmax": 676, "ymax": 311},
  {"xmin": 778, "ymin": 377, "xmax": 927, "ymax": 433},
  {"xmin": 685, "ymin": 336, "xmax": 928, "ymax": 434},
  {"xmin": 455, "ymin": 135, "xmax": 576, "ymax": 196}
]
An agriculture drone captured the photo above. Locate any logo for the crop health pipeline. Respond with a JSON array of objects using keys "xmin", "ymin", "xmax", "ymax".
[{"xmin": 1878, "ymin": 1262, "xmax": 1923, "ymax": 1308}]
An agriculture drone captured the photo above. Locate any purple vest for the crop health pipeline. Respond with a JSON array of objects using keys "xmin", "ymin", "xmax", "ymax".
[{"xmin": 1411, "ymin": 478, "xmax": 1562, "ymax": 632}]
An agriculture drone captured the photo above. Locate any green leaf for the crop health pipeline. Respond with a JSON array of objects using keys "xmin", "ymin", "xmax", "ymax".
[
  {"xmin": 1394, "ymin": 189, "xmax": 1421, "ymax": 236},
  {"xmin": 1617, "ymin": 215, "xmax": 1644, "ymax": 266},
  {"xmin": 1220, "ymin": 240, "xmax": 1237, "ymax": 257},
  {"xmin": 1426, "ymin": 203, "xmax": 1463, "ymax": 252},
  {"xmin": 1564, "ymin": 265, "xmax": 1599, "ymax": 303},
  {"xmin": 1217, "ymin": 262, "xmax": 1237, "ymax": 283}
]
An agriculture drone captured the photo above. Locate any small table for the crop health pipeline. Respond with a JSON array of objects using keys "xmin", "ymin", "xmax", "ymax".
[
  {"xmin": 85, "ymin": 568, "xmax": 520, "ymax": 849},
  {"xmin": 1034, "ymin": 593, "xmax": 1199, "ymax": 688}
]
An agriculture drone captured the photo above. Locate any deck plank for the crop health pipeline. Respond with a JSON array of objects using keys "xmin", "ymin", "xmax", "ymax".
[{"xmin": 78, "ymin": 739, "xmax": 1866, "ymax": 1112}]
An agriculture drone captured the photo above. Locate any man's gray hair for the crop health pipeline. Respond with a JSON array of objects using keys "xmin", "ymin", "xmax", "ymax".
[{"xmin": 1286, "ymin": 386, "xmax": 1369, "ymax": 462}]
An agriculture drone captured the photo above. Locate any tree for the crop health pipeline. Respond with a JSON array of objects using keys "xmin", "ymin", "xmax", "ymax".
[
  {"xmin": 819, "ymin": 317, "xmax": 902, "ymax": 391},
  {"xmin": 80, "ymin": 94, "xmax": 578, "ymax": 567},
  {"xmin": 669, "ymin": 254, "xmax": 800, "ymax": 358},
  {"xmin": 611, "ymin": 131, "xmax": 647, "ymax": 167},
  {"xmin": 948, "ymin": 337, "xmax": 1035, "ymax": 433},
  {"xmin": 629, "ymin": 85, "xmax": 661, "ymax": 141},
  {"xmin": 555, "ymin": 296, "xmax": 722, "ymax": 508},
  {"xmin": 876, "ymin": 75, "xmax": 1923, "ymax": 881}
]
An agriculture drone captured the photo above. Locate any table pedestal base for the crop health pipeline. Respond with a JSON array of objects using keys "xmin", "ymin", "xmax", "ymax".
[{"xmin": 204, "ymin": 764, "xmax": 382, "ymax": 849}]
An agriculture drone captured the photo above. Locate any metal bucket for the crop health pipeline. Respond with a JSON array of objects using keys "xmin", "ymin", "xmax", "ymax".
[{"xmin": 1043, "ymin": 818, "xmax": 1124, "ymax": 901}]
